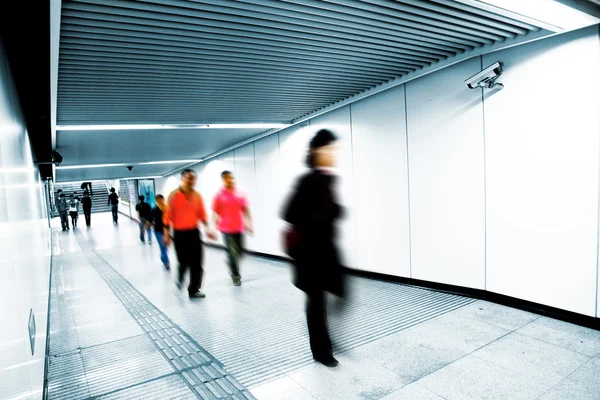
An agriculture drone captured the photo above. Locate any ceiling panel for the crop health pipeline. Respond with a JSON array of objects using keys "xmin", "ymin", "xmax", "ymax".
[
  {"xmin": 56, "ymin": 127, "xmax": 267, "ymax": 164},
  {"xmin": 55, "ymin": 162, "xmax": 190, "ymax": 182},
  {"xmin": 57, "ymin": 0, "xmax": 550, "ymax": 126}
]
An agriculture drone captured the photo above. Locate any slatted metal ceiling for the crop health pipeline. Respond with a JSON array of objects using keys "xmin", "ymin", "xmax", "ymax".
[{"xmin": 58, "ymin": 0, "xmax": 549, "ymax": 126}]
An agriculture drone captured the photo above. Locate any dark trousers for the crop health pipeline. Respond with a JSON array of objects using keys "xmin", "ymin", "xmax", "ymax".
[
  {"xmin": 223, "ymin": 233, "xmax": 243, "ymax": 279},
  {"xmin": 174, "ymin": 229, "xmax": 204, "ymax": 295},
  {"xmin": 306, "ymin": 290, "xmax": 332, "ymax": 360},
  {"xmin": 59, "ymin": 212, "xmax": 69, "ymax": 230},
  {"xmin": 111, "ymin": 204, "xmax": 119, "ymax": 223},
  {"xmin": 83, "ymin": 209, "xmax": 91, "ymax": 226},
  {"xmin": 70, "ymin": 211, "xmax": 78, "ymax": 227}
]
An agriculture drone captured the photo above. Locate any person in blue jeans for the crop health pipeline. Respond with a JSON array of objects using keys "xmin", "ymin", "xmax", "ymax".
[
  {"xmin": 151, "ymin": 195, "xmax": 170, "ymax": 270},
  {"xmin": 136, "ymin": 195, "xmax": 153, "ymax": 244}
]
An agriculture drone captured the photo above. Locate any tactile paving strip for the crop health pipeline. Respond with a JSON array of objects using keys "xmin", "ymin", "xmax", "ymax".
[{"xmin": 73, "ymin": 230, "xmax": 256, "ymax": 400}]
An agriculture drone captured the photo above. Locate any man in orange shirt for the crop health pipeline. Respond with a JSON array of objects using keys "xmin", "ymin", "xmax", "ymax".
[{"xmin": 164, "ymin": 169, "xmax": 216, "ymax": 298}]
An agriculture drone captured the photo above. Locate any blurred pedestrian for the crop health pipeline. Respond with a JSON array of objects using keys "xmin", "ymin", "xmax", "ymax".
[
  {"xmin": 69, "ymin": 194, "xmax": 80, "ymax": 228},
  {"xmin": 282, "ymin": 129, "xmax": 345, "ymax": 368},
  {"xmin": 108, "ymin": 187, "xmax": 119, "ymax": 224},
  {"xmin": 152, "ymin": 194, "xmax": 170, "ymax": 270},
  {"xmin": 164, "ymin": 169, "xmax": 217, "ymax": 298},
  {"xmin": 136, "ymin": 195, "xmax": 153, "ymax": 244},
  {"xmin": 57, "ymin": 192, "xmax": 69, "ymax": 231},
  {"xmin": 82, "ymin": 190, "xmax": 92, "ymax": 227},
  {"xmin": 211, "ymin": 171, "xmax": 253, "ymax": 286}
]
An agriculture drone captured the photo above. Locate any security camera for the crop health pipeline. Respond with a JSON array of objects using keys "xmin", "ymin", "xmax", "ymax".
[
  {"xmin": 51, "ymin": 150, "xmax": 63, "ymax": 166},
  {"xmin": 127, "ymin": 166, "xmax": 133, "ymax": 171},
  {"xmin": 465, "ymin": 61, "xmax": 504, "ymax": 90}
]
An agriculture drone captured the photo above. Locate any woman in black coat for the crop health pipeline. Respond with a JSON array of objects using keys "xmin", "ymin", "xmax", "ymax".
[{"xmin": 282, "ymin": 129, "xmax": 345, "ymax": 367}]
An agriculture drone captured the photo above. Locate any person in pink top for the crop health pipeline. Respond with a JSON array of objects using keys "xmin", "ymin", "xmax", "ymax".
[{"xmin": 212, "ymin": 170, "xmax": 253, "ymax": 286}]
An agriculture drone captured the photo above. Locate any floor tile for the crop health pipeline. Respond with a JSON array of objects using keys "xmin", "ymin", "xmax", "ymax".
[
  {"xmin": 450, "ymin": 300, "xmax": 540, "ymax": 331},
  {"xmin": 417, "ymin": 354, "xmax": 550, "ymax": 400},
  {"xmin": 288, "ymin": 350, "xmax": 405, "ymax": 400},
  {"xmin": 473, "ymin": 332, "xmax": 590, "ymax": 387},
  {"xmin": 537, "ymin": 375, "xmax": 600, "ymax": 400},
  {"xmin": 516, "ymin": 317, "xmax": 600, "ymax": 357},
  {"xmin": 407, "ymin": 311, "xmax": 510, "ymax": 353},
  {"xmin": 80, "ymin": 335, "xmax": 173, "ymax": 397},
  {"xmin": 95, "ymin": 375, "xmax": 197, "ymax": 400},
  {"xmin": 353, "ymin": 327, "xmax": 466, "ymax": 384},
  {"xmin": 250, "ymin": 376, "xmax": 318, "ymax": 400},
  {"xmin": 380, "ymin": 383, "xmax": 445, "ymax": 400}
]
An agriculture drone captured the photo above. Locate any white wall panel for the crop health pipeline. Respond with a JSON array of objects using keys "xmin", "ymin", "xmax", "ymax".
[
  {"xmin": 406, "ymin": 57, "xmax": 486, "ymax": 289},
  {"xmin": 483, "ymin": 26, "xmax": 600, "ymax": 316},
  {"xmin": 310, "ymin": 106, "xmax": 357, "ymax": 267},
  {"xmin": 0, "ymin": 42, "xmax": 51, "ymax": 400},
  {"xmin": 253, "ymin": 134, "xmax": 284, "ymax": 255},
  {"xmin": 351, "ymin": 85, "xmax": 411, "ymax": 276},
  {"xmin": 233, "ymin": 143, "xmax": 257, "ymax": 251}
]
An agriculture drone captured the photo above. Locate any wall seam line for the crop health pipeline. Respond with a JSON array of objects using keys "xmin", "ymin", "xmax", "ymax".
[
  {"xmin": 595, "ymin": 24, "xmax": 600, "ymax": 319},
  {"xmin": 481, "ymin": 54, "xmax": 488, "ymax": 292},
  {"xmin": 348, "ymin": 104, "xmax": 359, "ymax": 269},
  {"xmin": 404, "ymin": 84, "xmax": 413, "ymax": 279}
]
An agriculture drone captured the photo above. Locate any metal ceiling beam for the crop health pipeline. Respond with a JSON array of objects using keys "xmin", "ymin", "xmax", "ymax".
[
  {"xmin": 62, "ymin": 29, "xmax": 440, "ymax": 66},
  {"xmin": 61, "ymin": 15, "xmax": 473, "ymax": 63},
  {"xmin": 358, "ymin": 0, "xmax": 518, "ymax": 38},
  {"xmin": 57, "ymin": 69, "xmax": 388, "ymax": 89},
  {"xmin": 57, "ymin": 58, "xmax": 390, "ymax": 85},
  {"xmin": 279, "ymin": 0, "xmax": 492, "ymax": 45},
  {"xmin": 429, "ymin": 0, "xmax": 541, "ymax": 30},
  {"xmin": 62, "ymin": 1, "xmax": 480, "ymax": 54},
  {"xmin": 447, "ymin": 0, "xmax": 564, "ymax": 32},
  {"xmin": 59, "ymin": 47, "xmax": 409, "ymax": 80},
  {"xmin": 146, "ymin": 0, "xmax": 467, "ymax": 53},
  {"xmin": 59, "ymin": 36, "xmax": 432, "ymax": 71},
  {"xmin": 393, "ymin": 0, "xmax": 532, "ymax": 34}
]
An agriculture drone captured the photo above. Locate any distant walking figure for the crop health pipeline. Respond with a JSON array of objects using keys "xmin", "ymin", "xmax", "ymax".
[
  {"xmin": 212, "ymin": 171, "xmax": 253, "ymax": 286},
  {"xmin": 152, "ymin": 195, "xmax": 170, "ymax": 270},
  {"xmin": 82, "ymin": 190, "xmax": 92, "ymax": 227},
  {"xmin": 136, "ymin": 195, "xmax": 153, "ymax": 244},
  {"xmin": 57, "ymin": 192, "xmax": 69, "ymax": 231},
  {"xmin": 282, "ymin": 129, "xmax": 345, "ymax": 368},
  {"xmin": 108, "ymin": 187, "xmax": 119, "ymax": 224},
  {"xmin": 69, "ymin": 194, "xmax": 80, "ymax": 228}
]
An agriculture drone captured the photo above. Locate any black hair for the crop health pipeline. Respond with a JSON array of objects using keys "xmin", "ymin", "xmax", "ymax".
[
  {"xmin": 110, "ymin": 187, "xmax": 115, "ymax": 192},
  {"xmin": 306, "ymin": 129, "xmax": 337, "ymax": 168},
  {"xmin": 57, "ymin": 189, "xmax": 62, "ymax": 193},
  {"xmin": 181, "ymin": 169, "xmax": 196, "ymax": 176},
  {"xmin": 139, "ymin": 195, "xmax": 145, "ymax": 201},
  {"xmin": 155, "ymin": 194, "xmax": 164, "ymax": 200},
  {"xmin": 221, "ymin": 170, "xmax": 232, "ymax": 179}
]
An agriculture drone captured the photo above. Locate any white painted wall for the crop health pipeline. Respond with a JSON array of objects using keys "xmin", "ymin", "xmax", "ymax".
[
  {"xmin": 0, "ymin": 42, "xmax": 52, "ymax": 400},
  {"xmin": 350, "ymin": 85, "xmax": 411, "ymax": 277},
  {"xmin": 406, "ymin": 56, "xmax": 486, "ymax": 289},
  {"xmin": 160, "ymin": 26, "xmax": 600, "ymax": 317},
  {"xmin": 483, "ymin": 25, "xmax": 600, "ymax": 316}
]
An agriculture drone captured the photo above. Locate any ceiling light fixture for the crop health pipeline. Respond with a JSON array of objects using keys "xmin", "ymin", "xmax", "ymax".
[
  {"xmin": 56, "ymin": 160, "xmax": 204, "ymax": 170},
  {"xmin": 56, "ymin": 124, "xmax": 288, "ymax": 131},
  {"xmin": 477, "ymin": 0, "xmax": 600, "ymax": 31}
]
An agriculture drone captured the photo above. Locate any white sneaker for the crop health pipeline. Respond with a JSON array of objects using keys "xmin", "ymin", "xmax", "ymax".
[{"xmin": 189, "ymin": 291, "xmax": 206, "ymax": 298}]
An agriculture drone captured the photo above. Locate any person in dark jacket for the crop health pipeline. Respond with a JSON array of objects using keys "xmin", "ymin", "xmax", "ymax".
[
  {"xmin": 151, "ymin": 194, "xmax": 170, "ymax": 270},
  {"xmin": 82, "ymin": 190, "xmax": 93, "ymax": 227},
  {"xmin": 282, "ymin": 129, "xmax": 345, "ymax": 368},
  {"xmin": 108, "ymin": 187, "xmax": 119, "ymax": 224}
]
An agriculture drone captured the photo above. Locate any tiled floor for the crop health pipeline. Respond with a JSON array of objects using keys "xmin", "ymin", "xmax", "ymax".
[{"xmin": 47, "ymin": 213, "xmax": 600, "ymax": 400}]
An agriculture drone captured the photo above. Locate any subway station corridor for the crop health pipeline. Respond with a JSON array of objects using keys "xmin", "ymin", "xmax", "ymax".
[
  {"xmin": 45, "ymin": 214, "xmax": 600, "ymax": 400},
  {"xmin": 2, "ymin": 1, "xmax": 600, "ymax": 400}
]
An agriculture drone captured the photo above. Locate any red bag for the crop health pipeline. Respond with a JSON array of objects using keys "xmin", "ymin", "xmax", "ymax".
[{"xmin": 283, "ymin": 226, "xmax": 303, "ymax": 258}]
